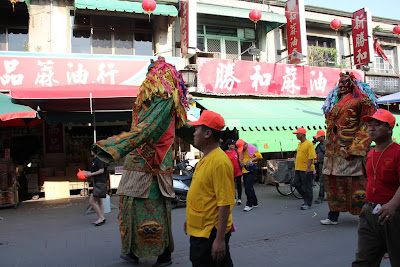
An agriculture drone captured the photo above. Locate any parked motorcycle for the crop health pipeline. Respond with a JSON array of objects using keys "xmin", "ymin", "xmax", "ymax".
[{"xmin": 172, "ymin": 160, "xmax": 195, "ymax": 209}]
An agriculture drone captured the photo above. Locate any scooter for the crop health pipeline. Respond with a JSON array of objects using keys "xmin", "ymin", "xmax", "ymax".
[{"xmin": 172, "ymin": 161, "xmax": 194, "ymax": 209}]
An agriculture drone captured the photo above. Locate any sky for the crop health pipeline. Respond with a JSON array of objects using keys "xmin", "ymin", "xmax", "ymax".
[{"xmin": 304, "ymin": 0, "xmax": 399, "ymax": 20}]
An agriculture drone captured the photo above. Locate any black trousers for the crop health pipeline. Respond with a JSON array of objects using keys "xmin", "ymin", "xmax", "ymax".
[
  {"xmin": 243, "ymin": 171, "xmax": 258, "ymax": 207},
  {"xmin": 234, "ymin": 175, "xmax": 242, "ymax": 200},
  {"xmin": 190, "ymin": 227, "xmax": 233, "ymax": 267},
  {"xmin": 293, "ymin": 170, "xmax": 313, "ymax": 206}
]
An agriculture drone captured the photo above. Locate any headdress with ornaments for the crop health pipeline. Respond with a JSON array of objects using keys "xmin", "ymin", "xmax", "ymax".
[
  {"xmin": 134, "ymin": 56, "xmax": 189, "ymax": 128},
  {"xmin": 322, "ymin": 72, "xmax": 379, "ymax": 115}
]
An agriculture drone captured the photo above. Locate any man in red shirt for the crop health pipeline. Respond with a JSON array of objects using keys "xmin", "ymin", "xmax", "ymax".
[
  {"xmin": 224, "ymin": 139, "xmax": 243, "ymax": 205},
  {"xmin": 352, "ymin": 109, "xmax": 400, "ymax": 266}
]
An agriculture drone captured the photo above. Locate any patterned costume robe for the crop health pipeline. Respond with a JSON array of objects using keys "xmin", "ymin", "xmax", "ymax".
[
  {"xmin": 322, "ymin": 93, "xmax": 376, "ymax": 215},
  {"xmin": 92, "ymin": 58, "xmax": 189, "ymax": 258}
]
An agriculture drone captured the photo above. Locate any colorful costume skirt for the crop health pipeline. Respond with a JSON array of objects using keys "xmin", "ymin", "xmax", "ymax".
[
  {"xmin": 118, "ymin": 181, "xmax": 173, "ymax": 258},
  {"xmin": 325, "ymin": 175, "xmax": 367, "ymax": 215}
]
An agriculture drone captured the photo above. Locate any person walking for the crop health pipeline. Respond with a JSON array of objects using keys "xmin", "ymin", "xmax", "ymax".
[
  {"xmin": 314, "ymin": 130, "xmax": 326, "ymax": 204},
  {"xmin": 185, "ymin": 110, "xmax": 235, "ymax": 267},
  {"xmin": 224, "ymin": 139, "xmax": 243, "ymax": 205},
  {"xmin": 320, "ymin": 72, "xmax": 377, "ymax": 225},
  {"xmin": 292, "ymin": 127, "xmax": 316, "ymax": 210},
  {"xmin": 236, "ymin": 139, "xmax": 263, "ymax": 212},
  {"xmin": 352, "ymin": 109, "xmax": 400, "ymax": 266},
  {"xmin": 84, "ymin": 151, "xmax": 107, "ymax": 226},
  {"xmin": 91, "ymin": 57, "xmax": 189, "ymax": 266}
]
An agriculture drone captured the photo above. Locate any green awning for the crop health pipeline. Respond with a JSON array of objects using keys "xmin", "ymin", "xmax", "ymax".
[
  {"xmin": 196, "ymin": 98, "xmax": 325, "ymax": 153},
  {"xmin": 196, "ymin": 98, "xmax": 325, "ymax": 129},
  {"xmin": 197, "ymin": 3, "xmax": 287, "ymax": 24},
  {"xmin": 75, "ymin": 0, "xmax": 178, "ymax": 17}
]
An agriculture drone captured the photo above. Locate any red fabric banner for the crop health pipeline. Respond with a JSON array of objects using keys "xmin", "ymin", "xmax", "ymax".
[
  {"xmin": 180, "ymin": 0, "xmax": 189, "ymax": 57},
  {"xmin": 197, "ymin": 58, "xmax": 364, "ymax": 97},
  {"xmin": 0, "ymin": 54, "xmax": 180, "ymax": 90},
  {"xmin": 45, "ymin": 123, "xmax": 64, "ymax": 153},
  {"xmin": 373, "ymin": 37, "xmax": 388, "ymax": 61},
  {"xmin": 352, "ymin": 9, "xmax": 371, "ymax": 68}
]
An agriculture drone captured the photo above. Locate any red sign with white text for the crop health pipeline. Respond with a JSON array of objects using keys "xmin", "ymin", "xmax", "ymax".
[
  {"xmin": 45, "ymin": 123, "xmax": 64, "ymax": 153},
  {"xmin": 180, "ymin": 0, "xmax": 189, "ymax": 57},
  {"xmin": 352, "ymin": 9, "xmax": 370, "ymax": 68},
  {"xmin": 197, "ymin": 58, "xmax": 364, "ymax": 97},
  {"xmin": 285, "ymin": 0, "xmax": 302, "ymax": 64},
  {"xmin": 0, "ymin": 53, "xmax": 181, "ymax": 90}
]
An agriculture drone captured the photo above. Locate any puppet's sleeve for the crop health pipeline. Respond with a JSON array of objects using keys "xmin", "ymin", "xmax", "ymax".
[{"xmin": 92, "ymin": 97, "xmax": 174, "ymax": 163}]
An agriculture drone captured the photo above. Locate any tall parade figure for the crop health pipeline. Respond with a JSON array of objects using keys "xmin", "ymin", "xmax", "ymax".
[
  {"xmin": 320, "ymin": 72, "xmax": 378, "ymax": 225},
  {"xmin": 92, "ymin": 57, "xmax": 189, "ymax": 266}
]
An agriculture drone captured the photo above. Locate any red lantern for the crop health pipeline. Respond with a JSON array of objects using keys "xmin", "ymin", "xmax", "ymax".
[
  {"xmin": 249, "ymin": 9, "xmax": 262, "ymax": 30},
  {"xmin": 9, "ymin": 0, "xmax": 20, "ymax": 12},
  {"xmin": 330, "ymin": 19, "xmax": 342, "ymax": 32},
  {"xmin": 393, "ymin": 25, "xmax": 400, "ymax": 38},
  {"xmin": 142, "ymin": 0, "xmax": 157, "ymax": 22}
]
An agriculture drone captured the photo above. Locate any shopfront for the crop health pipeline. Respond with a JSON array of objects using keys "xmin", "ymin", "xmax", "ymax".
[{"xmin": 0, "ymin": 52, "xmax": 184, "ymax": 200}]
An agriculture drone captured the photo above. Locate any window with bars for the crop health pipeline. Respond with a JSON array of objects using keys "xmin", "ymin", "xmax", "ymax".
[
  {"xmin": 372, "ymin": 47, "xmax": 396, "ymax": 74},
  {"xmin": 197, "ymin": 25, "xmax": 256, "ymax": 61},
  {"xmin": 71, "ymin": 14, "xmax": 153, "ymax": 56}
]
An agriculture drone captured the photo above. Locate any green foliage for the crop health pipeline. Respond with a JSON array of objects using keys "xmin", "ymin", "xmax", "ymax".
[
  {"xmin": 23, "ymin": 40, "xmax": 29, "ymax": 52},
  {"xmin": 373, "ymin": 25, "xmax": 382, "ymax": 37},
  {"xmin": 307, "ymin": 46, "xmax": 342, "ymax": 68}
]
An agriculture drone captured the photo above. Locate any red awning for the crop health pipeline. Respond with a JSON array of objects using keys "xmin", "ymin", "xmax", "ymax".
[
  {"xmin": 10, "ymin": 84, "xmax": 139, "ymax": 112},
  {"xmin": 11, "ymin": 84, "xmax": 139, "ymax": 99}
]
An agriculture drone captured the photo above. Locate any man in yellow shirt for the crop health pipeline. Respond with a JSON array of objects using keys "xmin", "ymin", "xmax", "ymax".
[
  {"xmin": 292, "ymin": 127, "xmax": 316, "ymax": 210},
  {"xmin": 236, "ymin": 139, "xmax": 263, "ymax": 212},
  {"xmin": 185, "ymin": 110, "xmax": 235, "ymax": 266}
]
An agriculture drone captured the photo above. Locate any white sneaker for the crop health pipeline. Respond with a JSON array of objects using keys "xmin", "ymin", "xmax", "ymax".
[
  {"xmin": 301, "ymin": 205, "xmax": 310, "ymax": 210},
  {"xmin": 237, "ymin": 199, "xmax": 242, "ymax": 205},
  {"xmin": 243, "ymin": 205, "xmax": 253, "ymax": 212},
  {"xmin": 253, "ymin": 204, "xmax": 259, "ymax": 208},
  {"xmin": 320, "ymin": 218, "xmax": 338, "ymax": 225}
]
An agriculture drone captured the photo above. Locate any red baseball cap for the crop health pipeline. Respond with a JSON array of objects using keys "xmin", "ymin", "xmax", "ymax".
[
  {"xmin": 236, "ymin": 139, "xmax": 245, "ymax": 153},
  {"xmin": 293, "ymin": 127, "xmax": 307, "ymax": 134},
  {"xmin": 314, "ymin": 130, "xmax": 325, "ymax": 138},
  {"xmin": 362, "ymin": 109, "xmax": 396, "ymax": 128},
  {"xmin": 187, "ymin": 110, "xmax": 225, "ymax": 131}
]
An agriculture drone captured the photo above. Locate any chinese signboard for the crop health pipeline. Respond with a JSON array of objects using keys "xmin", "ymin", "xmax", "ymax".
[
  {"xmin": 197, "ymin": 58, "xmax": 364, "ymax": 97},
  {"xmin": 45, "ymin": 123, "xmax": 63, "ymax": 153},
  {"xmin": 0, "ymin": 53, "xmax": 182, "ymax": 90},
  {"xmin": 352, "ymin": 8, "xmax": 373, "ymax": 68},
  {"xmin": 285, "ymin": 0, "xmax": 307, "ymax": 64},
  {"xmin": 180, "ymin": 0, "xmax": 189, "ymax": 57}
]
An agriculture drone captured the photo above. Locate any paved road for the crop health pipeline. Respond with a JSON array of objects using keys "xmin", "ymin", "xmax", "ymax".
[{"xmin": 0, "ymin": 184, "xmax": 391, "ymax": 266}]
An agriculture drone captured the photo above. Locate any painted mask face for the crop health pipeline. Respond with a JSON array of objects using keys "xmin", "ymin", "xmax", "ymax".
[{"xmin": 338, "ymin": 76, "xmax": 354, "ymax": 95}]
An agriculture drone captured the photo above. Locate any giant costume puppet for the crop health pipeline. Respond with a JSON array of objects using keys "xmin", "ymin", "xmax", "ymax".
[
  {"xmin": 320, "ymin": 72, "xmax": 378, "ymax": 224},
  {"xmin": 91, "ymin": 57, "xmax": 189, "ymax": 265}
]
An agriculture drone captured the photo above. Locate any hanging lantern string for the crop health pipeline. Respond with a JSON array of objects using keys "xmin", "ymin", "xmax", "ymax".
[
  {"xmin": 249, "ymin": 9, "xmax": 262, "ymax": 30},
  {"xmin": 142, "ymin": 0, "xmax": 156, "ymax": 22}
]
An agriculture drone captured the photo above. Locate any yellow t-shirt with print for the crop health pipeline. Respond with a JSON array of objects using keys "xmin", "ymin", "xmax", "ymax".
[
  {"xmin": 295, "ymin": 139, "xmax": 316, "ymax": 171},
  {"xmin": 241, "ymin": 149, "xmax": 263, "ymax": 174},
  {"xmin": 186, "ymin": 147, "xmax": 235, "ymax": 238}
]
